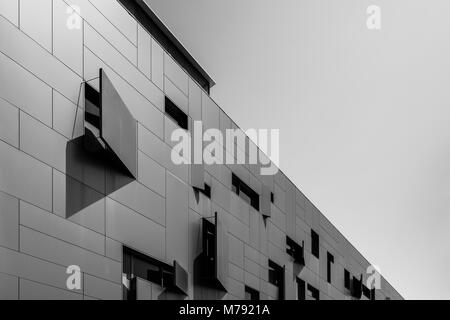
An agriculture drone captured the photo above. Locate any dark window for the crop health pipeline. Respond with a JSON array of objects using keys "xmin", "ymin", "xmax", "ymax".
[
  {"xmin": 194, "ymin": 183, "xmax": 211, "ymax": 199},
  {"xmin": 311, "ymin": 229, "xmax": 319, "ymax": 259},
  {"xmin": 270, "ymin": 192, "xmax": 275, "ymax": 203},
  {"xmin": 122, "ymin": 247, "xmax": 187, "ymax": 299},
  {"xmin": 165, "ymin": 97, "xmax": 188, "ymax": 130},
  {"xmin": 351, "ymin": 275, "xmax": 363, "ymax": 299},
  {"xmin": 327, "ymin": 252, "xmax": 334, "ymax": 284},
  {"xmin": 268, "ymin": 260, "xmax": 285, "ymax": 300},
  {"xmin": 85, "ymin": 83, "xmax": 101, "ymax": 134},
  {"xmin": 371, "ymin": 288, "xmax": 376, "ymax": 300},
  {"xmin": 245, "ymin": 286, "xmax": 260, "ymax": 300},
  {"xmin": 232, "ymin": 174, "xmax": 260, "ymax": 211},
  {"xmin": 307, "ymin": 284, "xmax": 320, "ymax": 300},
  {"xmin": 286, "ymin": 236, "xmax": 305, "ymax": 266},
  {"xmin": 297, "ymin": 278, "xmax": 306, "ymax": 300},
  {"xmin": 362, "ymin": 284, "xmax": 371, "ymax": 299},
  {"xmin": 118, "ymin": 0, "xmax": 212, "ymax": 93},
  {"xmin": 344, "ymin": 269, "xmax": 351, "ymax": 289},
  {"xmin": 200, "ymin": 213, "xmax": 227, "ymax": 291}
]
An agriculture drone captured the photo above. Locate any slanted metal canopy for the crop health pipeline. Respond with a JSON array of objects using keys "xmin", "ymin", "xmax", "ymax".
[{"xmin": 100, "ymin": 69, "xmax": 138, "ymax": 178}]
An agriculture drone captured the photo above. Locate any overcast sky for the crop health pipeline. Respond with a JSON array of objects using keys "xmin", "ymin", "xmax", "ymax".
[{"xmin": 146, "ymin": 0, "xmax": 450, "ymax": 299}]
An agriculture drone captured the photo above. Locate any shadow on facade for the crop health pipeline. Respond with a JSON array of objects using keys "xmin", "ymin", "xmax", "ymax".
[{"xmin": 65, "ymin": 130, "xmax": 135, "ymax": 219}]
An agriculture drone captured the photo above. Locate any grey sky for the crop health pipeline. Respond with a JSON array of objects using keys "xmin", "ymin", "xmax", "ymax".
[{"xmin": 146, "ymin": 0, "xmax": 450, "ymax": 299}]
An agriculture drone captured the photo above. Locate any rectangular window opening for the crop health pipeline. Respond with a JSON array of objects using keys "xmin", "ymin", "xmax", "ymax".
[
  {"xmin": 165, "ymin": 96, "xmax": 188, "ymax": 130},
  {"xmin": 311, "ymin": 229, "xmax": 320, "ymax": 259},
  {"xmin": 327, "ymin": 252, "xmax": 334, "ymax": 284},
  {"xmin": 245, "ymin": 286, "xmax": 260, "ymax": 301},
  {"xmin": 232, "ymin": 174, "xmax": 260, "ymax": 211}
]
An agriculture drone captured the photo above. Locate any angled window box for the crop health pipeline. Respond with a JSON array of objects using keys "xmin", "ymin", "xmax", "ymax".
[
  {"xmin": 84, "ymin": 68, "xmax": 137, "ymax": 178},
  {"xmin": 286, "ymin": 236, "xmax": 305, "ymax": 266},
  {"xmin": 200, "ymin": 212, "xmax": 228, "ymax": 292}
]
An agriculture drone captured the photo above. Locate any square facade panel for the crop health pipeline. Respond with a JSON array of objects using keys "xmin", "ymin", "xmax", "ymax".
[{"xmin": 101, "ymin": 69, "xmax": 138, "ymax": 178}]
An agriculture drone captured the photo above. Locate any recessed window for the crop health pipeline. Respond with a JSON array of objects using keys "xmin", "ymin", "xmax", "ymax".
[
  {"xmin": 245, "ymin": 286, "xmax": 260, "ymax": 300},
  {"xmin": 311, "ymin": 229, "xmax": 319, "ymax": 259},
  {"xmin": 165, "ymin": 97, "xmax": 188, "ymax": 130},
  {"xmin": 344, "ymin": 269, "xmax": 351, "ymax": 290},
  {"xmin": 200, "ymin": 213, "xmax": 227, "ymax": 291},
  {"xmin": 351, "ymin": 275, "xmax": 363, "ymax": 299},
  {"xmin": 362, "ymin": 284, "xmax": 371, "ymax": 299},
  {"xmin": 286, "ymin": 236, "xmax": 305, "ymax": 266},
  {"xmin": 307, "ymin": 284, "xmax": 320, "ymax": 301},
  {"xmin": 327, "ymin": 252, "xmax": 334, "ymax": 284},
  {"xmin": 122, "ymin": 247, "xmax": 188, "ymax": 300},
  {"xmin": 270, "ymin": 192, "xmax": 274, "ymax": 203},
  {"xmin": 268, "ymin": 260, "xmax": 284, "ymax": 300},
  {"xmin": 232, "ymin": 174, "xmax": 259, "ymax": 211},
  {"xmin": 297, "ymin": 278, "xmax": 306, "ymax": 300},
  {"xmin": 194, "ymin": 183, "xmax": 211, "ymax": 199}
]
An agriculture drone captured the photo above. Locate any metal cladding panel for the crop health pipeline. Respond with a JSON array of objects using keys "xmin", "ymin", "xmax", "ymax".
[
  {"xmin": 101, "ymin": 69, "xmax": 138, "ymax": 178},
  {"xmin": 190, "ymin": 122, "xmax": 204, "ymax": 189},
  {"xmin": 215, "ymin": 212, "xmax": 228, "ymax": 292},
  {"xmin": 134, "ymin": 277, "xmax": 152, "ymax": 300},
  {"xmin": 173, "ymin": 261, "xmax": 188, "ymax": 295},
  {"xmin": 261, "ymin": 184, "xmax": 272, "ymax": 218}
]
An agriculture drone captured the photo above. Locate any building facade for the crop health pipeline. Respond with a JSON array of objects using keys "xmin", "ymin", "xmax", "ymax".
[{"xmin": 0, "ymin": 0, "xmax": 402, "ymax": 300}]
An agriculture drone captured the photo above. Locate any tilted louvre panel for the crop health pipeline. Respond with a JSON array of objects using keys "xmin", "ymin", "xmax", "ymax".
[
  {"xmin": 101, "ymin": 69, "xmax": 138, "ymax": 178},
  {"xmin": 173, "ymin": 261, "xmax": 188, "ymax": 295},
  {"xmin": 215, "ymin": 212, "xmax": 228, "ymax": 292}
]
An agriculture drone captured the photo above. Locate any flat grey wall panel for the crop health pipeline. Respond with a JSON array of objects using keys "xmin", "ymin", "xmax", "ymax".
[
  {"xmin": 228, "ymin": 235, "xmax": 244, "ymax": 268},
  {"xmin": 0, "ymin": 192, "xmax": 18, "ymax": 250},
  {"xmin": 166, "ymin": 172, "xmax": 189, "ymax": 270},
  {"xmin": 0, "ymin": 272, "xmax": 18, "ymax": 300},
  {"xmin": 151, "ymin": 40, "xmax": 164, "ymax": 90},
  {"xmin": 84, "ymin": 24, "xmax": 162, "ymax": 111},
  {"xmin": 20, "ymin": 112, "xmax": 67, "ymax": 172},
  {"xmin": 90, "ymin": 0, "xmax": 137, "ymax": 45},
  {"xmin": 0, "ymin": 0, "xmax": 18, "ymax": 26},
  {"xmin": 0, "ymin": 16, "xmax": 82, "ymax": 104},
  {"xmin": 20, "ymin": 226, "xmax": 121, "ymax": 283},
  {"xmin": 53, "ymin": 0, "xmax": 83, "ymax": 76},
  {"xmin": 20, "ymin": 201, "xmax": 105, "ymax": 255},
  {"xmin": 83, "ymin": 274, "xmax": 122, "ymax": 300},
  {"xmin": 106, "ymin": 198, "xmax": 165, "ymax": 261},
  {"xmin": 188, "ymin": 78, "xmax": 202, "ymax": 121},
  {"xmin": 52, "ymin": 90, "xmax": 84, "ymax": 140},
  {"xmin": 0, "ymin": 246, "xmax": 81, "ymax": 293},
  {"xmin": 138, "ymin": 151, "xmax": 165, "ymax": 197},
  {"xmin": 20, "ymin": 0, "xmax": 52, "ymax": 51},
  {"xmin": 108, "ymin": 181, "xmax": 165, "ymax": 227},
  {"xmin": 101, "ymin": 70, "xmax": 138, "ymax": 177},
  {"xmin": 0, "ymin": 141, "xmax": 52, "ymax": 211},
  {"xmin": 20, "ymin": 279, "xmax": 82, "ymax": 300},
  {"xmin": 0, "ymin": 98, "xmax": 19, "ymax": 147},
  {"xmin": 138, "ymin": 123, "xmax": 166, "ymax": 165},
  {"xmin": 164, "ymin": 53, "xmax": 188, "ymax": 95},
  {"xmin": 201, "ymin": 92, "xmax": 220, "ymax": 131},
  {"xmin": 138, "ymin": 25, "xmax": 151, "ymax": 77},
  {"xmin": 105, "ymin": 237, "xmax": 123, "ymax": 262},
  {"xmin": 0, "ymin": 48, "xmax": 52, "ymax": 126}
]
